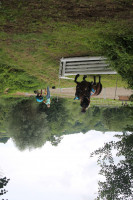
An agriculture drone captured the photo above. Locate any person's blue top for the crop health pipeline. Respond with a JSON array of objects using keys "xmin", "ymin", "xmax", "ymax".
[
  {"xmin": 36, "ymin": 96, "xmax": 44, "ymax": 102},
  {"xmin": 74, "ymin": 96, "xmax": 80, "ymax": 100},
  {"xmin": 90, "ymin": 88, "xmax": 95, "ymax": 95},
  {"xmin": 74, "ymin": 88, "xmax": 95, "ymax": 100}
]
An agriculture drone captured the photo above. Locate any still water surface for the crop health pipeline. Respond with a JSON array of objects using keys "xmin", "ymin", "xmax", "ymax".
[
  {"xmin": 0, "ymin": 98, "xmax": 133, "ymax": 199},
  {"xmin": 0, "ymin": 131, "xmax": 125, "ymax": 200}
]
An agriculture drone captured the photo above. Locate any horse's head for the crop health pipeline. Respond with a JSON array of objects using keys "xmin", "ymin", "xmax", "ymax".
[{"xmin": 80, "ymin": 96, "xmax": 90, "ymax": 113}]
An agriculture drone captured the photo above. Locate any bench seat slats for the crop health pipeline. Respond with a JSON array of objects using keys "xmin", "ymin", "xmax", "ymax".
[
  {"xmin": 66, "ymin": 61, "xmax": 107, "ymax": 66},
  {"xmin": 66, "ymin": 64, "xmax": 109, "ymax": 69},
  {"xmin": 59, "ymin": 56, "xmax": 117, "ymax": 77},
  {"xmin": 65, "ymin": 69, "xmax": 116, "ymax": 73},
  {"xmin": 60, "ymin": 56, "xmax": 106, "ymax": 62},
  {"xmin": 65, "ymin": 68, "xmax": 111, "ymax": 72},
  {"xmin": 64, "ymin": 71, "xmax": 117, "ymax": 75}
]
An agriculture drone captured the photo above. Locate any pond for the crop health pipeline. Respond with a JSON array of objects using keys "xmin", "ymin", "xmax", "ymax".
[{"xmin": 0, "ymin": 97, "xmax": 133, "ymax": 200}]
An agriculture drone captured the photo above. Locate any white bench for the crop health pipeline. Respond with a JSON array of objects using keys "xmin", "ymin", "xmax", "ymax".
[{"xmin": 59, "ymin": 56, "xmax": 117, "ymax": 79}]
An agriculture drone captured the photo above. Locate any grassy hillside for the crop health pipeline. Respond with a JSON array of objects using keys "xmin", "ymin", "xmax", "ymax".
[{"xmin": 0, "ymin": 0, "xmax": 133, "ymax": 92}]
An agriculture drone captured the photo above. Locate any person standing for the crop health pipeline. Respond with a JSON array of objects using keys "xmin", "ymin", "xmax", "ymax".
[
  {"xmin": 35, "ymin": 89, "xmax": 44, "ymax": 102},
  {"xmin": 43, "ymin": 86, "xmax": 51, "ymax": 108}
]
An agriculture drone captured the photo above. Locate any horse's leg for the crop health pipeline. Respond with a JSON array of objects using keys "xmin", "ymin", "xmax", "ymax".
[
  {"xmin": 83, "ymin": 75, "xmax": 87, "ymax": 81},
  {"xmin": 93, "ymin": 76, "xmax": 96, "ymax": 85},
  {"xmin": 74, "ymin": 74, "xmax": 80, "ymax": 83},
  {"xmin": 99, "ymin": 75, "xmax": 101, "ymax": 83}
]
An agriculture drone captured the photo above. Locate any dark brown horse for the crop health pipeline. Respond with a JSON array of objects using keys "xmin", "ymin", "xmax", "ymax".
[{"xmin": 74, "ymin": 74, "xmax": 102, "ymax": 112}]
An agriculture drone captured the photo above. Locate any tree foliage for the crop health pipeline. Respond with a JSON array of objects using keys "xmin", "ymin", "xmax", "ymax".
[
  {"xmin": 37, "ymin": 98, "xmax": 69, "ymax": 145},
  {"xmin": 91, "ymin": 130, "xmax": 133, "ymax": 200},
  {"xmin": 92, "ymin": 23, "xmax": 133, "ymax": 89},
  {"xmin": 0, "ymin": 137, "xmax": 9, "ymax": 144},
  {"xmin": 7, "ymin": 99, "xmax": 49, "ymax": 150},
  {"xmin": 0, "ymin": 97, "xmax": 133, "ymax": 150},
  {"xmin": 0, "ymin": 176, "xmax": 10, "ymax": 198},
  {"xmin": 101, "ymin": 107, "xmax": 133, "ymax": 131},
  {"xmin": 4, "ymin": 97, "xmax": 69, "ymax": 150}
]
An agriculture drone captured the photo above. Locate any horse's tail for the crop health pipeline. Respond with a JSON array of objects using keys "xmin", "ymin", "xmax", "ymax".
[{"xmin": 97, "ymin": 83, "xmax": 102, "ymax": 95}]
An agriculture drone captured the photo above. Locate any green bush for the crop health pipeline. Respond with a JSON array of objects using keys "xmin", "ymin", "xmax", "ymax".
[
  {"xmin": 91, "ymin": 24, "xmax": 133, "ymax": 89},
  {"xmin": 0, "ymin": 64, "xmax": 43, "ymax": 93}
]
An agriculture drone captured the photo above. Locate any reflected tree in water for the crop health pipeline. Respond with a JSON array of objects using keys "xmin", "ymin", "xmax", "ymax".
[
  {"xmin": 1, "ymin": 96, "xmax": 133, "ymax": 150},
  {"xmin": 6, "ymin": 98, "xmax": 68, "ymax": 150},
  {"xmin": 38, "ymin": 98, "xmax": 69, "ymax": 145},
  {"xmin": 7, "ymin": 99, "xmax": 49, "ymax": 150},
  {"xmin": 91, "ymin": 129, "xmax": 133, "ymax": 200},
  {"xmin": 0, "ymin": 138, "xmax": 9, "ymax": 144},
  {"xmin": 101, "ymin": 107, "xmax": 133, "ymax": 131},
  {"xmin": 0, "ymin": 176, "xmax": 10, "ymax": 199}
]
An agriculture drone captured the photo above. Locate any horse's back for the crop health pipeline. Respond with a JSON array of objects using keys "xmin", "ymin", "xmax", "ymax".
[{"xmin": 76, "ymin": 81, "xmax": 91, "ymax": 97}]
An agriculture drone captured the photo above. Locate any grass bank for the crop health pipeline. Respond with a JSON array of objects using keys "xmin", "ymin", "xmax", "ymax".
[{"xmin": 0, "ymin": 0, "xmax": 133, "ymax": 93}]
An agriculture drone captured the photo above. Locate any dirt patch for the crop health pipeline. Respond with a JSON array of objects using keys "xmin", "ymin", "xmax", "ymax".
[
  {"xmin": 1, "ymin": 0, "xmax": 133, "ymax": 33},
  {"xmin": 12, "ymin": 87, "xmax": 133, "ymax": 100}
]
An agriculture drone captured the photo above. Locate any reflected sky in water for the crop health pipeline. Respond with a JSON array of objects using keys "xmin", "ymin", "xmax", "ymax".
[{"xmin": 0, "ymin": 131, "xmax": 122, "ymax": 200}]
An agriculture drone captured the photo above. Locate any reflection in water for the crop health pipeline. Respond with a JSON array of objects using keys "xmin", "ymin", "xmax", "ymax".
[
  {"xmin": 0, "ymin": 131, "xmax": 132, "ymax": 200},
  {"xmin": 0, "ymin": 97, "xmax": 68, "ymax": 150},
  {"xmin": 91, "ymin": 132, "xmax": 133, "ymax": 200},
  {"xmin": 35, "ymin": 87, "xmax": 51, "ymax": 108},
  {"xmin": 7, "ymin": 99, "xmax": 49, "ymax": 150},
  {"xmin": 0, "ymin": 97, "xmax": 133, "ymax": 151},
  {"xmin": 0, "ymin": 97, "xmax": 133, "ymax": 199}
]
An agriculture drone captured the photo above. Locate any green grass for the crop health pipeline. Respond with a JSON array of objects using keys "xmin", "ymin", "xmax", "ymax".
[
  {"xmin": 58, "ymin": 74, "xmax": 128, "ymax": 88},
  {"xmin": 0, "ymin": 64, "xmax": 45, "ymax": 93},
  {"xmin": 0, "ymin": 24, "xmax": 130, "ymax": 90},
  {"xmin": 65, "ymin": 97, "xmax": 133, "ymax": 107},
  {"xmin": 0, "ymin": 0, "xmax": 133, "ymax": 93}
]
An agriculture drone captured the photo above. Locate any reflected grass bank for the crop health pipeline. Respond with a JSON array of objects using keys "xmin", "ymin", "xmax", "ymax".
[{"xmin": 0, "ymin": 97, "xmax": 133, "ymax": 150}]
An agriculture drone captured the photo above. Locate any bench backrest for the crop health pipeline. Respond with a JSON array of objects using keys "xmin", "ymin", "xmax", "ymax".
[{"xmin": 59, "ymin": 56, "xmax": 117, "ymax": 78}]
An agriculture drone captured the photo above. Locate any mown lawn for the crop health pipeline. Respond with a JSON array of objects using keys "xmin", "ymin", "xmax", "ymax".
[{"xmin": 0, "ymin": 0, "xmax": 133, "ymax": 93}]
